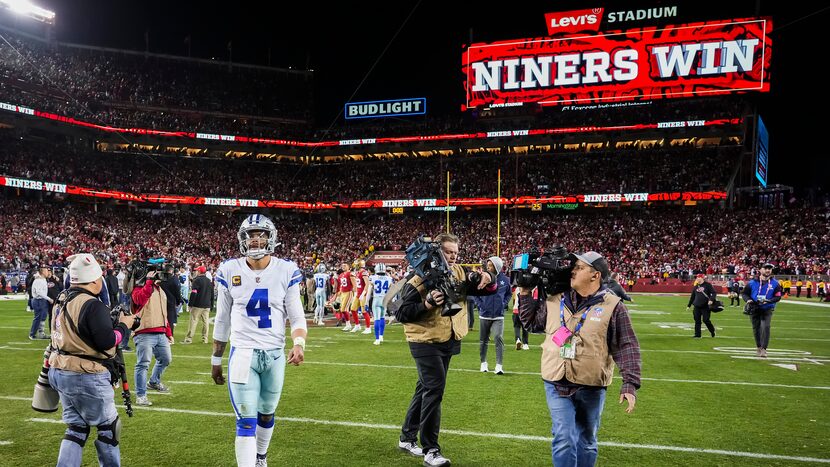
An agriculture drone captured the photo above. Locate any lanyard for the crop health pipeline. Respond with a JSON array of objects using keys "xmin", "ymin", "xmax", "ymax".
[
  {"xmin": 560, "ymin": 297, "xmax": 590, "ymax": 337},
  {"xmin": 757, "ymin": 280, "xmax": 773, "ymax": 299}
]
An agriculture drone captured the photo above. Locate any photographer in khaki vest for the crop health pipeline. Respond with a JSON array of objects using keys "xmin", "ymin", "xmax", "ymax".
[
  {"xmin": 130, "ymin": 265, "xmax": 173, "ymax": 406},
  {"xmin": 48, "ymin": 253, "xmax": 135, "ymax": 467},
  {"xmin": 519, "ymin": 251, "xmax": 641, "ymax": 467},
  {"xmin": 395, "ymin": 233, "xmax": 497, "ymax": 467}
]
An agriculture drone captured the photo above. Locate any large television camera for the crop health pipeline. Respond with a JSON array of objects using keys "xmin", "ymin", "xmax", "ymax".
[
  {"xmin": 405, "ymin": 235, "xmax": 464, "ymax": 317},
  {"xmin": 509, "ymin": 245, "xmax": 573, "ymax": 296},
  {"xmin": 124, "ymin": 258, "xmax": 169, "ymax": 292}
]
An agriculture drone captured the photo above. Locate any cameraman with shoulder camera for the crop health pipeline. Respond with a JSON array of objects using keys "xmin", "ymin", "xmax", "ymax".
[
  {"xmin": 130, "ymin": 261, "xmax": 173, "ymax": 406},
  {"xmin": 741, "ymin": 263, "xmax": 782, "ymax": 358},
  {"xmin": 518, "ymin": 251, "xmax": 641, "ymax": 467},
  {"xmin": 46, "ymin": 253, "xmax": 136, "ymax": 467},
  {"xmin": 396, "ymin": 233, "xmax": 497, "ymax": 467}
]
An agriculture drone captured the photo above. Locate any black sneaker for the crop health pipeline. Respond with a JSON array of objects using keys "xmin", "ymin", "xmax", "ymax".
[{"xmin": 147, "ymin": 382, "xmax": 170, "ymax": 392}]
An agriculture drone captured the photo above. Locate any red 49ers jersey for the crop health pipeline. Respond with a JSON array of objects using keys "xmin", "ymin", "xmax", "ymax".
[{"xmin": 338, "ymin": 271, "xmax": 353, "ymax": 293}]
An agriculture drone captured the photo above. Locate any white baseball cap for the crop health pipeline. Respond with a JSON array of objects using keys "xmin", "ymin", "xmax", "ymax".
[{"xmin": 67, "ymin": 253, "xmax": 103, "ymax": 284}]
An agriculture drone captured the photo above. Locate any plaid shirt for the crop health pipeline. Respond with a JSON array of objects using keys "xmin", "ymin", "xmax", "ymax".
[{"xmin": 519, "ymin": 287, "xmax": 642, "ymax": 396}]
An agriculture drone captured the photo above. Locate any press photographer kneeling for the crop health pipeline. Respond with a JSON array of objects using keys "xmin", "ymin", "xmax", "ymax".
[
  {"xmin": 39, "ymin": 253, "xmax": 139, "ymax": 467},
  {"xmin": 393, "ymin": 233, "xmax": 497, "ymax": 467}
]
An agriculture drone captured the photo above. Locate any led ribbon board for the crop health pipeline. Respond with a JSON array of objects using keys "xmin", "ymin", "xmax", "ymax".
[{"xmin": 463, "ymin": 17, "xmax": 771, "ymax": 109}]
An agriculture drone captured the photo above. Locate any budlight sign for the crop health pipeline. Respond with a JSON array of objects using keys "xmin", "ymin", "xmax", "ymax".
[{"xmin": 345, "ymin": 98, "xmax": 426, "ymax": 120}]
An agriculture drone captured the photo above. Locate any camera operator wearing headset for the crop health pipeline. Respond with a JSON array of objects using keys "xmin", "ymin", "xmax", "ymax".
[
  {"xmin": 741, "ymin": 263, "xmax": 782, "ymax": 358},
  {"xmin": 395, "ymin": 233, "xmax": 497, "ymax": 467},
  {"xmin": 518, "ymin": 251, "xmax": 641, "ymax": 467},
  {"xmin": 47, "ymin": 253, "xmax": 136, "ymax": 467}
]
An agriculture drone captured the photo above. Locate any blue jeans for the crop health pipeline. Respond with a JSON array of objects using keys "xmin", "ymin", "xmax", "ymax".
[
  {"xmin": 30, "ymin": 298, "xmax": 49, "ymax": 337},
  {"xmin": 48, "ymin": 368, "xmax": 120, "ymax": 467},
  {"xmin": 134, "ymin": 333, "xmax": 172, "ymax": 397},
  {"xmin": 544, "ymin": 381, "xmax": 606, "ymax": 467}
]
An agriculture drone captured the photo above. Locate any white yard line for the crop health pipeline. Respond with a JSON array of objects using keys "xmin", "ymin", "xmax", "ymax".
[
  {"xmin": 781, "ymin": 300, "xmax": 830, "ymax": 308},
  {"xmin": 636, "ymin": 333, "xmax": 830, "ymax": 342},
  {"xmin": 2, "ymin": 396, "xmax": 822, "ymax": 464},
  {"xmin": 1, "ymin": 344, "xmax": 828, "ymax": 389},
  {"xmin": 26, "ymin": 417, "xmax": 63, "ymax": 424}
]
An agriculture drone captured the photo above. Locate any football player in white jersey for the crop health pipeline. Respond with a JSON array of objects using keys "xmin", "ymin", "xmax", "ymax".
[
  {"xmin": 312, "ymin": 264, "xmax": 329, "ymax": 325},
  {"xmin": 366, "ymin": 263, "xmax": 393, "ymax": 345},
  {"xmin": 210, "ymin": 214, "xmax": 307, "ymax": 467}
]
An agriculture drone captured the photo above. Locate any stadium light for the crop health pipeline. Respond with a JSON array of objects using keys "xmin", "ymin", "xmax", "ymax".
[{"xmin": 0, "ymin": 0, "xmax": 55, "ymax": 24}]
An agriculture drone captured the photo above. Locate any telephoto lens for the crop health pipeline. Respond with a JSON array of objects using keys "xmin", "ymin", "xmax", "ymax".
[{"xmin": 32, "ymin": 347, "xmax": 59, "ymax": 412}]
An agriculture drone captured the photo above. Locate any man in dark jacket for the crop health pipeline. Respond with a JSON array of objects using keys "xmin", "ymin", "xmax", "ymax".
[
  {"xmin": 159, "ymin": 264, "xmax": 183, "ymax": 339},
  {"xmin": 45, "ymin": 267, "xmax": 64, "ymax": 334},
  {"xmin": 104, "ymin": 269, "xmax": 120, "ymax": 309},
  {"xmin": 395, "ymin": 233, "xmax": 497, "ymax": 467},
  {"xmin": 687, "ymin": 273, "xmax": 717, "ymax": 338},
  {"xmin": 606, "ymin": 273, "xmax": 633, "ymax": 302},
  {"xmin": 184, "ymin": 266, "xmax": 213, "ymax": 344},
  {"xmin": 472, "ymin": 256, "xmax": 511, "ymax": 374},
  {"xmin": 25, "ymin": 267, "xmax": 36, "ymax": 311}
]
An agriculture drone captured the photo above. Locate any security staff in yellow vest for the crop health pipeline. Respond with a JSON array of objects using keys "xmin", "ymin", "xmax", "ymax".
[
  {"xmin": 519, "ymin": 251, "xmax": 641, "ymax": 467},
  {"xmin": 47, "ymin": 253, "xmax": 135, "ymax": 467},
  {"xmin": 395, "ymin": 233, "xmax": 497, "ymax": 467}
]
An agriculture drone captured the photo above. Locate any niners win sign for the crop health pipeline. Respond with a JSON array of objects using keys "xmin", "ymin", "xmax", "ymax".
[{"xmin": 462, "ymin": 17, "xmax": 771, "ymax": 109}]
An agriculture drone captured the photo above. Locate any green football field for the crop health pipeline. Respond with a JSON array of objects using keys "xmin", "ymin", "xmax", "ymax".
[{"xmin": 0, "ymin": 294, "xmax": 828, "ymax": 466}]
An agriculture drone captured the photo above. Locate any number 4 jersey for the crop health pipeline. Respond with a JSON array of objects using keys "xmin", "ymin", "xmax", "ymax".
[{"xmin": 213, "ymin": 257, "xmax": 307, "ymax": 350}]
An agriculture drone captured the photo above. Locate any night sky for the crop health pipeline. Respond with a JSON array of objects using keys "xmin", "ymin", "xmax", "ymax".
[{"xmin": 10, "ymin": 1, "xmax": 830, "ymax": 190}]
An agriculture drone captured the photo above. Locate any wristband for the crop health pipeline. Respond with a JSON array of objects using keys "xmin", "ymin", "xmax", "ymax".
[
  {"xmin": 292, "ymin": 336, "xmax": 306, "ymax": 350},
  {"xmin": 211, "ymin": 356, "xmax": 222, "ymax": 366}
]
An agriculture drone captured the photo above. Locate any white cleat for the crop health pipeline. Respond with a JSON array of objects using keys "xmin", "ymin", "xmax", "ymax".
[
  {"xmin": 494, "ymin": 364, "xmax": 504, "ymax": 375},
  {"xmin": 342, "ymin": 323, "xmax": 352, "ymax": 331},
  {"xmin": 350, "ymin": 324, "xmax": 362, "ymax": 333},
  {"xmin": 362, "ymin": 327, "xmax": 372, "ymax": 334},
  {"xmin": 373, "ymin": 339, "xmax": 380, "ymax": 345},
  {"xmin": 522, "ymin": 344, "xmax": 530, "ymax": 350},
  {"xmin": 480, "ymin": 362, "xmax": 489, "ymax": 373},
  {"xmin": 379, "ymin": 336, "xmax": 384, "ymax": 343}
]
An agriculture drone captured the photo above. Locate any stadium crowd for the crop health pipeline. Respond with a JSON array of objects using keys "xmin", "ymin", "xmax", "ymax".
[
  {"xmin": 2, "ymin": 197, "xmax": 827, "ymax": 284},
  {"xmin": 0, "ymin": 137, "xmax": 740, "ymax": 201},
  {"xmin": 1, "ymin": 29, "xmax": 746, "ymax": 141}
]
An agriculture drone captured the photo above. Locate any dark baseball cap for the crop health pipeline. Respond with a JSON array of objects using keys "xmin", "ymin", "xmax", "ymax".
[
  {"xmin": 761, "ymin": 263, "xmax": 774, "ymax": 269},
  {"xmin": 572, "ymin": 251, "xmax": 610, "ymax": 279}
]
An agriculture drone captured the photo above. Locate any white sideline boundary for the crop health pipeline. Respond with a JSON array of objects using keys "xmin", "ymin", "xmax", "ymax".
[{"xmin": 1, "ymin": 396, "xmax": 824, "ymax": 464}]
